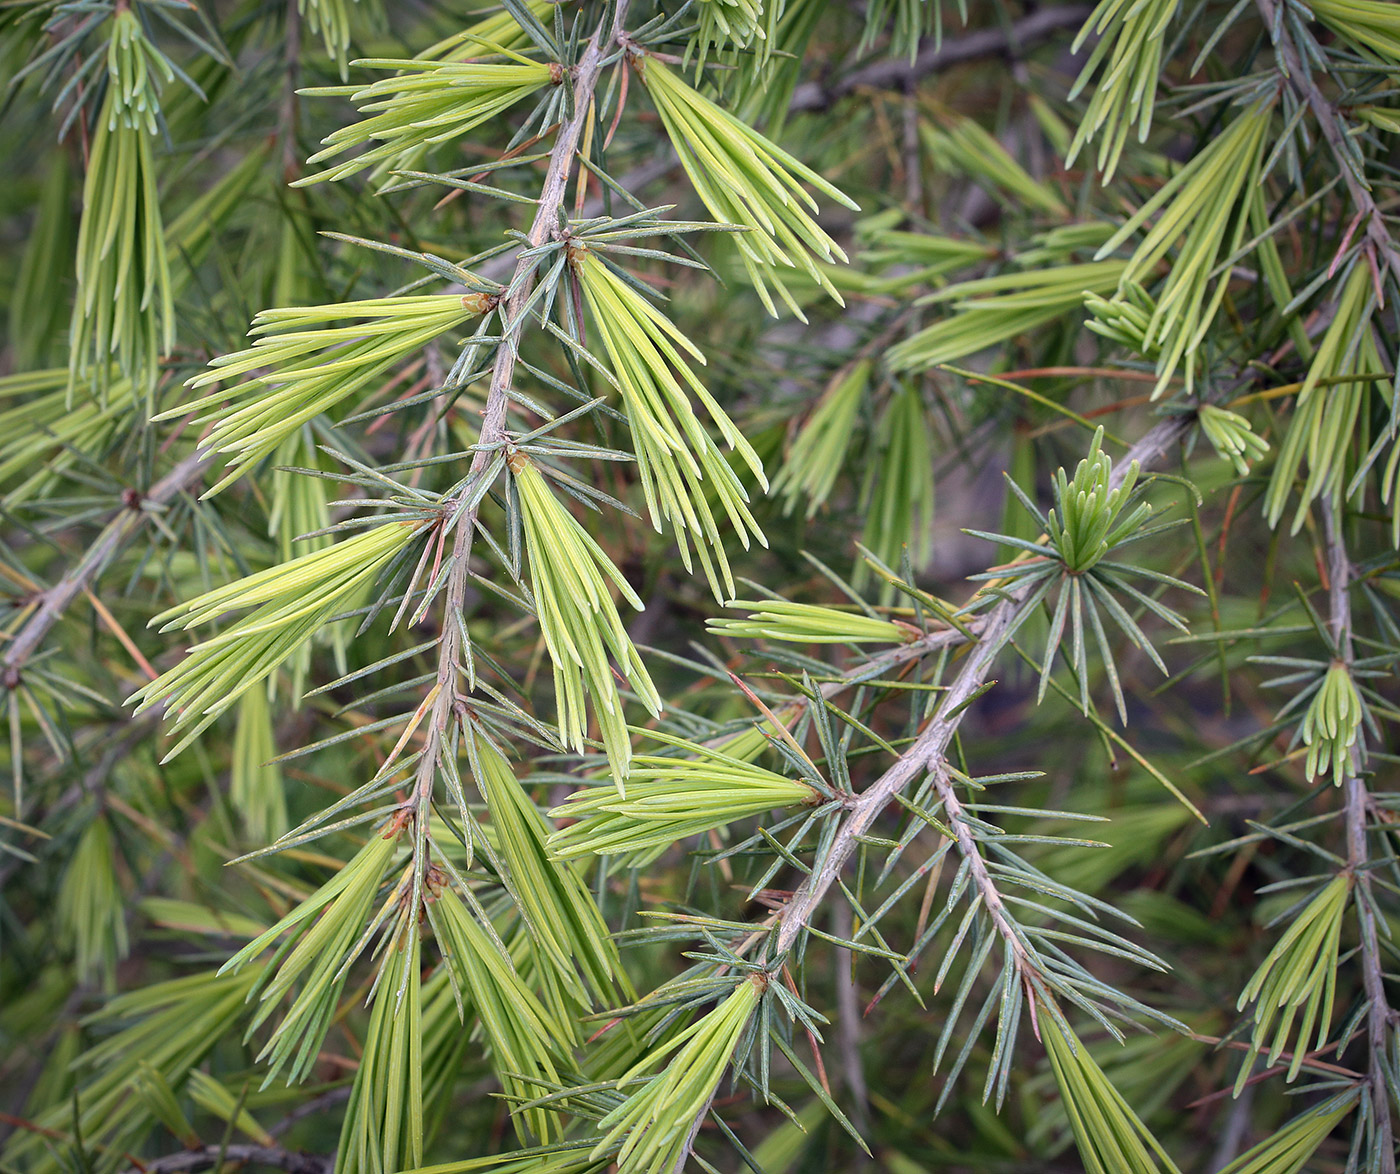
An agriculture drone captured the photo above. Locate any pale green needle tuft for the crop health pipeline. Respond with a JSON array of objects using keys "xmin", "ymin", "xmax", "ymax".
[
  {"xmin": 548, "ymin": 731, "xmax": 821, "ymax": 862},
  {"xmin": 573, "ymin": 249, "xmax": 766, "ymax": 601},
  {"xmin": 1235, "ymin": 874, "xmax": 1350, "ymax": 1092},
  {"xmin": 131, "ymin": 522, "xmax": 424, "ymax": 759},
  {"xmin": 513, "ymin": 456, "xmax": 661, "ymax": 784},
  {"xmin": 1300, "ymin": 661, "xmax": 1363, "ymax": 786},
  {"xmin": 636, "ymin": 55, "xmax": 858, "ymax": 319}
]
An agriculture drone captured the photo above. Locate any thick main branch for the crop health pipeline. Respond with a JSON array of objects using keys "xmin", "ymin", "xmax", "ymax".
[{"xmin": 409, "ymin": 7, "xmax": 631, "ymax": 821}]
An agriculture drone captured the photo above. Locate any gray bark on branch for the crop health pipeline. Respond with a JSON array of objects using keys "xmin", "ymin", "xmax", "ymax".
[
  {"xmin": 2, "ymin": 448, "xmax": 213, "ymax": 683},
  {"xmin": 407, "ymin": 3, "xmax": 634, "ymax": 836}
]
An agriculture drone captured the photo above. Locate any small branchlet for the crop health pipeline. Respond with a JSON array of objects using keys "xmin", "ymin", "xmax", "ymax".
[
  {"xmin": 967, "ymin": 427, "xmax": 1201, "ymax": 721},
  {"xmin": 591, "ymin": 976, "xmax": 762, "ymax": 1174},
  {"xmin": 634, "ymin": 54, "xmax": 859, "ymax": 318},
  {"xmin": 548, "ymin": 730, "xmax": 828, "ymax": 864},
  {"xmin": 297, "ymin": 49, "xmax": 557, "ymax": 187},
  {"xmin": 131, "ymin": 521, "xmax": 425, "ymax": 759}
]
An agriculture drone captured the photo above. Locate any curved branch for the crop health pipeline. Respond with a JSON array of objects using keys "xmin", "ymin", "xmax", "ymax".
[{"xmin": 787, "ymin": 7, "xmax": 1093, "ymax": 114}]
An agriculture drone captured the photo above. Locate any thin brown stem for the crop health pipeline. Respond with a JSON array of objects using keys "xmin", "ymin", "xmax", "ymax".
[
  {"xmin": 3, "ymin": 448, "xmax": 212, "ymax": 684},
  {"xmin": 1255, "ymin": 0, "xmax": 1400, "ymax": 290},
  {"xmin": 1322, "ymin": 498, "xmax": 1397, "ymax": 1173},
  {"xmin": 831, "ymin": 901, "xmax": 871, "ymax": 1147},
  {"xmin": 119, "ymin": 1144, "xmax": 331, "ymax": 1174}
]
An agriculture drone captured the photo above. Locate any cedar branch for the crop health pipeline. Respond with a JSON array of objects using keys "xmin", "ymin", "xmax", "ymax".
[
  {"xmin": 406, "ymin": 5, "xmax": 633, "ymax": 833},
  {"xmin": 774, "ymin": 413, "xmax": 1192, "ymax": 954},
  {"xmin": 1323, "ymin": 497, "xmax": 1397, "ymax": 1174},
  {"xmin": 2, "ymin": 448, "xmax": 213, "ymax": 684}
]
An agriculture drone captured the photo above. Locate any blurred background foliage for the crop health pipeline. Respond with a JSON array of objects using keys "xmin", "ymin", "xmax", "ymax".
[{"xmin": 0, "ymin": 2, "xmax": 1397, "ymax": 1173}]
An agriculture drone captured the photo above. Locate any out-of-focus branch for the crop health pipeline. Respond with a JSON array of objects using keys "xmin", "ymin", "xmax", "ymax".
[
  {"xmin": 2, "ymin": 448, "xmax": 213, "ymax": 684},
  {"xmin": 119, "ymin": 1144, "xmax": 331, "ymax": 1174},
  {"xmin": 788, "ymin": 7, "xmax": 1092, "ymax": 113},
  {"xmin": 279, "ymin": 0, "xmax": 301, "ymax": 181}
]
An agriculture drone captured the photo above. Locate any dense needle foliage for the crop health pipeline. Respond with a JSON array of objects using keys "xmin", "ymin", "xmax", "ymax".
[{"xmin": 2, "ymin": 2, "xmax": 1400, "ymax": 1173}]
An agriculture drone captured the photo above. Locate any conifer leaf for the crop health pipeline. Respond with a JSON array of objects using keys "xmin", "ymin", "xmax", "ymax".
[
  {"xmin": 429, "ymin": 884, "xmax": 565, "ymax": 1142},
  {"xmin": 1308, "ymin": 0, "xmax": 1400, "ymax": 66},
  {"xmin": 1235, "ymin": 874, "xmax": 1350, "ymax": 1091},
  {"xmin": 225, "ymin": 829, "xmax": 400, "ymax": 1085},
  {"xmin": 232, "ymin": 688, "xmax": 289, "ymax": 843},
  {"xmin": 71, "ymin": 12, "xmax": 175, "ymax": 405},
  {"xmin": 174, "ymin": 295, "xmax": 492, "ymax": 495},
  {"xmin": 772, "ymin": 359, "xmax": 869, "ymax": 518},
  {"xmin": 1095, "ymin": 99, "xmax": 1273, "ymax": 397},
  {"xmin": 1041, "ymin": 1014, "xmax": 1183, "ymax": 1174},
  {"xmin": 709, "ymin": 599, "xmax": 912, "ymax": 645},
  {"xmin": 857, "ymin": 381, "xmax": 936, "ymax": 593},
  {"xmin": 468, "ymin": 729, "xmax": 622, "ymax": 1022},
  {"xmin": 1264, "ymin": 260, "xmax": 1384, "ymax": 533},
  {"xmin": 1215, "ymin": 1088, "xmax": 1361, "ymax": 1174},
  {"xmin": 887, "ymin": 261, "xmax": 1127, "ymax": 372},
  {"xmin": 592, "ymin": 976, "xmax": 762, "ymax": 1174},
  {"xmin": 1066, "ymin": 0, "xmax": 1179, "ymax": 179},
  {"xmin": 297, "ymin": 54, "xmax": 558, "ymax": 187},
  {"xmin": 548, "ymin": 732, "xmax": 823, "ymax": 863},
  {"xmin": 1299, "ymin": 661, "xmax": 1363, "ymax": 785}
]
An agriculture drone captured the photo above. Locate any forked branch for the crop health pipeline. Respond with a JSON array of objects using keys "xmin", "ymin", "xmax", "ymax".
[
  {"xmin": 775, "ymin": 412, "xmax": 1194, "ymax": 956},
  {"xmin": 3, "ymin": 448, "xmax": 212, "ymax": 684}
]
